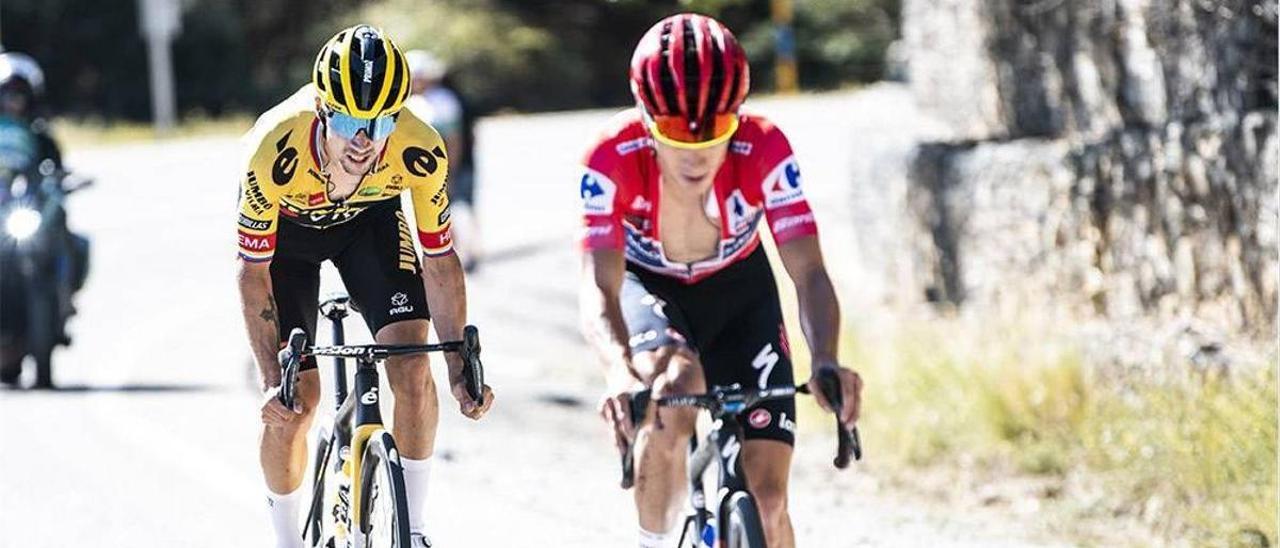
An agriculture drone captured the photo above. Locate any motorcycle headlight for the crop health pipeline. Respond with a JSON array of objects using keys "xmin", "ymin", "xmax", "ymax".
[{"xmin": 5, "ymin": 207, "xmax": 41, "ymax": 240}]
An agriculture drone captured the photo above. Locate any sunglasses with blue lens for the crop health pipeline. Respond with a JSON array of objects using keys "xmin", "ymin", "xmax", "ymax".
[{"xmin": 324, "ymin": 109, "xmax": 398, "ymax": 140}]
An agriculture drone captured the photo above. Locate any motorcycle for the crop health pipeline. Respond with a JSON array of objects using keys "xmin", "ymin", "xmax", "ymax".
[{"xmin": 0, "ymin": 160, "xmax": 91, "ymax": 388}]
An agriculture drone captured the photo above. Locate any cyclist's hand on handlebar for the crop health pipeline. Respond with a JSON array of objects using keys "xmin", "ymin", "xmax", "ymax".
[
  {"xmin": 808, "ymin": 360, "xmax": 863, "ymax": 425},
  {"xmin": 597, "ymin": 367, "xmax": 645, "ymax": 452},
  {"xmin": 449, "ymin": 375, "xmax": 494, "ymax": 420},
  {"xmin": 260, "ymin": 384, "xmax": 302, "ymax": 426}
]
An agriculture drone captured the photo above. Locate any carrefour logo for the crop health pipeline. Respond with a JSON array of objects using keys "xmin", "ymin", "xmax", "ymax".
[
  {"xmin": 762, "ymin": 157, "xmax": 804, "ymax": 209},
  {"xmin": 580, "ymin": 168, "xmax": 616, "ymax": 215}
]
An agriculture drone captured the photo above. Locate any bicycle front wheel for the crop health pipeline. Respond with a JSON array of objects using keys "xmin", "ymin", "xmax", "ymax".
[
  {"xmin": 357, "ymin": 429, "xmax": 412, "ymax": 548},
  {"xmin": 719, "ymin": 491, "xmax": 766, "ymax": 548}
]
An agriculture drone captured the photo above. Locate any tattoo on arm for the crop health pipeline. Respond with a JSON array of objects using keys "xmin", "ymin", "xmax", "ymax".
[{"xmin": 259, "ymin": 297, "xmax": 277, "ymax": 324}]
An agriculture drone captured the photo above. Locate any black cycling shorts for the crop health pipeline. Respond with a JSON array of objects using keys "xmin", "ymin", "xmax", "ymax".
[
  {"xmin": 621, "ymin": 246, "xmax": 797, "ymax": 446},
  {"xmin": 270, "ymin": 199, "xmax": 429, "ymax": 371}
]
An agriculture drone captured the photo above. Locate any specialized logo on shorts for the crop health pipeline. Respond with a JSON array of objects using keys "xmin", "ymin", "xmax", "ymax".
[
  {"xmin": 580, "ymin": 169, "xmax": 616, "ymax": 215},
  {"xmin": 403, "ymin": 146, "xmax": 446, "ymax": 177},
  {"xmin": 752, "ymin": 343, "xmax": 779, "ymax": 390},
  {"xmin": 389, "ymin": 292, "xmax": 414, "ymax": 315},
  {"xmin": 762, "ymin": 157, "xmax": 804, "ymax": 209},
  {"xmin": 629, "ymin": 330, "xmax": 658, "ymax": 348},
  {"xmin": 748, "ymin": 408, "xmax": 772, "ymax": 429},
  {"xmin": 238, "ymin": 214, "xmax": 272, "ymax": 232},
  {"xmin": 271, "ymin": 131, "xmax": 298, "ymax": 185}
]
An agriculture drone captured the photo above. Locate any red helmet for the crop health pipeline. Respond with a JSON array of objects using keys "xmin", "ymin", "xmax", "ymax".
[{"xmin": 629, "ymin": 13, "xmax": 750, "ymax": 143}]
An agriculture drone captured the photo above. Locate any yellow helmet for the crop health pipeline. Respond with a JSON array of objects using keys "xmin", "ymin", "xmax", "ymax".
[{"xmin": 312, "ymin": 25, "xmax": 411, "ymax": 118}]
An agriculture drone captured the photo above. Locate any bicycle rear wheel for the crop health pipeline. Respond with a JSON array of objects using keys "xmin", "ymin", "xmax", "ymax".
[
  {"xmin": 357, "ymin": 429, "xmax": 411, "ymax": 548},
  {"xmin": 718, "ymin": 491, "xmax": 766, "ymax": 548}
]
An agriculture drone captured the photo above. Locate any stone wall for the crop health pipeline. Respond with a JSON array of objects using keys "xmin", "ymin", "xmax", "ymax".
[{"xmin": 901, "ymin": 0, "xmax": 1279, "ymax": 339}]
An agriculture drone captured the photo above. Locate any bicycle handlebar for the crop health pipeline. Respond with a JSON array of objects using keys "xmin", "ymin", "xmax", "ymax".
[
  {"xmin": 619, "ymin": 367, "xmax": 861, "ymax": 489},
  {"xmin": 276, "ymin": 325, "xmax": 485, "ymax": 409}
]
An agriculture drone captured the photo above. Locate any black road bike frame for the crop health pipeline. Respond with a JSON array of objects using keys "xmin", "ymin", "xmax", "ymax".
[
  {"xmin": 620, "ymin": 367, "xmax": 861, "ymax": 546},
  {"xmin": 275, "ymin": 293, "xmax": 484, "ymax": 547}
]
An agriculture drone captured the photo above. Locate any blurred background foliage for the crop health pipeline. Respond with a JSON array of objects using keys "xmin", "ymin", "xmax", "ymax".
[{"xmin": 0, "ymin": 0, "xmax": 900, "ymax": 121}]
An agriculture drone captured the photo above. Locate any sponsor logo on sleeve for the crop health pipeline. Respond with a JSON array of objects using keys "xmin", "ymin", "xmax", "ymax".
[
  {"xmin": 761, "ymin": 156, "xmax": 804, "ymax": 209},
  {"xmin": 437, "ymin": 205, "xmax": 452, "ymax": 226},
  {"xmin": 242, "ymin": 172, "xmax": 274, "ymax": 214},
  {"xmin": 403, "ymin": 146, "xmax": 446, "ymax": 177},
  {"xmin": 730, "ymin": 140, "xmax": 753, "ymax": 155},
  {"xmin": 271, "ymin": 131, "xmax": 298, "ymax": 185},
  {"xmin": 238, "ymin": 214, "xmax": 272, "ymax": 232},
  {"xmin": 614, "ymin": 137, "xmax": 654, "ymax": 156},
  {"xmin": 771, "ymin": 212, "xmax": 815, "ymax": 235},
  {"xmin": 580, "ymin": 169, "xmax": 616, "ymax": 215},
  {"xmin": 237, "ymin": 230, "xmax": 276, "ymax": 252}
]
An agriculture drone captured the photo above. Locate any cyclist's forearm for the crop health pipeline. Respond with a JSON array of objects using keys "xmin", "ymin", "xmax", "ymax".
[
  {"xmin": 421, "ymin": 251, "xmax": 466, "ymax": 343},
  {"xmin": 794, "ymin": 266, "xmax": 841, "ymax": 363},
  {"xmin": 237, "ymin": 260, "xmax": 281, "ymax": 382},
  {"xmin": 580, "ymin": 284, "xmax": 634, "ymax": 378}
]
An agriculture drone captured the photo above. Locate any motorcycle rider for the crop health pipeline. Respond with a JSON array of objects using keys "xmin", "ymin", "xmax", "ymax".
[{"xmin": 0, "ymin": 51, "xmax": 90, "ymax": 387}]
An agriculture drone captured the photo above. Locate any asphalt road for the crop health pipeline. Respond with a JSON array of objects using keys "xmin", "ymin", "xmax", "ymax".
[{"xmin": 0, "ymin": 85, "xmax": 1061, "ymax": 547}]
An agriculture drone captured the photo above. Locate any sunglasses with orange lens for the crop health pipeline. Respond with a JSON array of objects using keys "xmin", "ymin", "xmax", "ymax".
[{"xmin": 647, "ymin": 112, "xmax": 740, "ymax": 150}]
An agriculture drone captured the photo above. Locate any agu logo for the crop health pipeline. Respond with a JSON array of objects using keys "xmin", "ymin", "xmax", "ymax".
[
  {"xmin": 580, "ymin": 169, "xmax": 616, "ymax": 215},
  {"xmin": 389, "ymin": 292, "xmax": 414, "ymax": 315}
]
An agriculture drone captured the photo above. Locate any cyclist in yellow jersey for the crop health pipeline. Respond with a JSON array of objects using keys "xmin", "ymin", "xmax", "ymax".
[{"xmin": 236, "ymin": 26, "xmax": 494, "ymax": 548}]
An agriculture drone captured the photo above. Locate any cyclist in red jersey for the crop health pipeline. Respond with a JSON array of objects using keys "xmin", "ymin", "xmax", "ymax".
[{"xmin": 580, "ymin": 13, "xmax": 863, "ymax": 548}]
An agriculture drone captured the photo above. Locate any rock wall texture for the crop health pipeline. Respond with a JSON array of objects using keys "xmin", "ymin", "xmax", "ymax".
[{"xmin": 901, "ymin": 0, "xmax": 1279, "ymax": 338}]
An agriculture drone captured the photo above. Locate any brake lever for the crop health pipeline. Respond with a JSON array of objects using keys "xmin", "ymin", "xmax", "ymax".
[
  {"xmin": 815, "ymin": 366, "xmax": 861, "ymax": 468},
  {"xmin": 620, "ymin": 389, "xmax": 652, "ymax": 489},
  {"xmin": 461, "ymin": 325, "xmax": 484, "ymax": 403},
  {"xmin": 277, "ymin": 328, "xmax": 309, "ymax": 410}
]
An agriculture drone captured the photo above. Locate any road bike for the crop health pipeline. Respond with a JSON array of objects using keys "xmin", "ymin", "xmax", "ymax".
[
  {"xmin": 277, "ymin": 293, "xmax": 485, "ymax": 548},
  {"xmin": 620, "ymin": 366, "xmax": 860, "ymax": 548}
]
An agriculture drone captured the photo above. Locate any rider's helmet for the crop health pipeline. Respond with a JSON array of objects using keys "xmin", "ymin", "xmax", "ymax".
[
  {"xmin": 628, "ymin": 13, "xmax": 750, "ymax": 147},
  {"xmin": 0, "ymin": 52, "xmax": 45, "ymax": 120},
  {"xmin": 312, "ymin": 25, "xmax": 411, "ymax": 119}
]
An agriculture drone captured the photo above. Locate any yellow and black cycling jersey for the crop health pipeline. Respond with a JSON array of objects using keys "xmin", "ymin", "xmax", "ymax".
[{"xmin": 236, "ymin": 85, "xmax": 453, "ymax": 262}]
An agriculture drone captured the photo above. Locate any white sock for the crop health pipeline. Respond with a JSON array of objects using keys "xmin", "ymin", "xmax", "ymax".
[
  {"xmin": 401, "ymin": 456, "xmax": 433, "ymax": 535},
  {"xmin": 266, "ymin": 487, "xmax": 305, "ymax": 548},
  {"xmin": 639, "ymin": 527, "xmax": 672, "ymax": 548}
]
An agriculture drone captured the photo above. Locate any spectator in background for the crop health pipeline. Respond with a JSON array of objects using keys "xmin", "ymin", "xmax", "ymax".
[{"xmin": 405, "ymin": 50, "xmax": 481, "ymax": 272}]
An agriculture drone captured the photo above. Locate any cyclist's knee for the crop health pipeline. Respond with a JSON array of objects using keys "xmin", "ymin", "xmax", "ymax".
[
  {"xmin": 385, "ymin": 356, "xmax": 434, "ymax": 405},
  {"xmin": 633, "ymin": 344, "xmax": 700, "ymax": 383}
]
